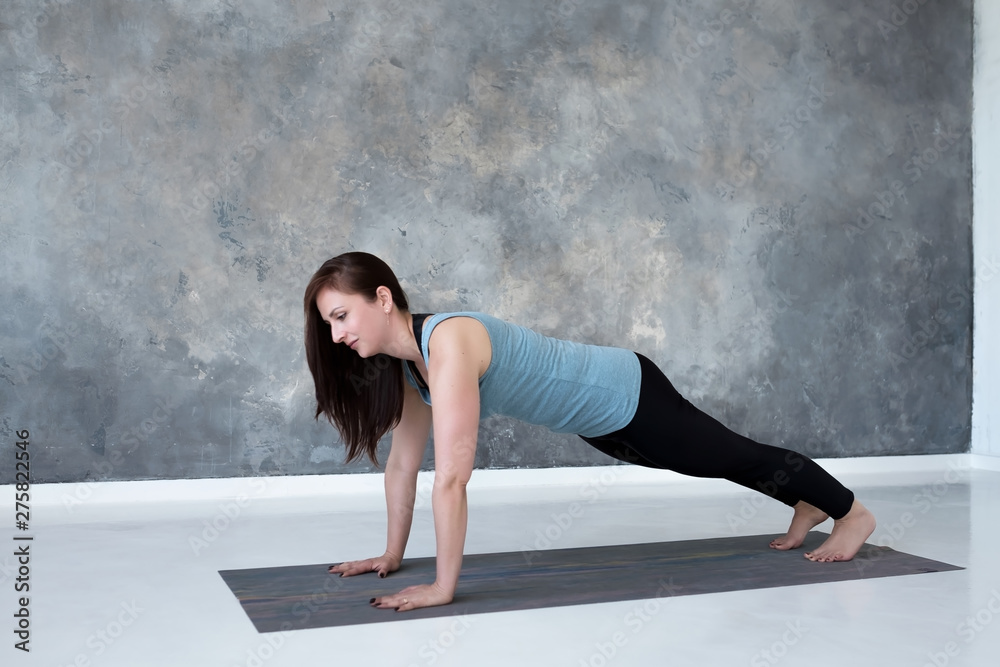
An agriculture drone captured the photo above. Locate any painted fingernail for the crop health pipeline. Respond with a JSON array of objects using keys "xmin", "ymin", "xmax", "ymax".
[
  {"xmin": 369, "ymin": 598, "xmax": 376, "ymax": 604},
  {"xmin": 378, "ymin": 572, "xmax": 385, "ymax": 578}
]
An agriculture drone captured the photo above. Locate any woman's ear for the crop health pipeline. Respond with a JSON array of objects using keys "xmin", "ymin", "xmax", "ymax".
[{"xmin": 376, "ymin": 285, "xmax": 393, "ymax": 311}]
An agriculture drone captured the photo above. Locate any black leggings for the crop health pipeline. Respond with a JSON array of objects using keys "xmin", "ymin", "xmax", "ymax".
[{"xmin": 579, "ymin": 353, "xmax": 855, "ymax": 520}]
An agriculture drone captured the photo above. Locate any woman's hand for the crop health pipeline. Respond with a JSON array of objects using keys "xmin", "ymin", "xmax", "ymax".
[
  {"xmin": 370, "ymin": 582, "xmax": 453, "ymax": 612},
  {"xmin": 328, "ymin": 551, "xmax": 401, "ymax": 579}
]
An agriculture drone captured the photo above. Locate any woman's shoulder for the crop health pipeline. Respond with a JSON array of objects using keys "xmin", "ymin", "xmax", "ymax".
[
  {"xmin": 424, "ymin": 313, "xmax": 493, "ymax": 376},
  {"xmin": 424, "ymin": 311, "xmax": 500, "ymax": 336},
  {"xmin": 427, "ymin": 310, "xmax": 494, "ymax": 322},
  {"xmin": 426, "ymin": 312, "xmax": 494, "ymax": 341}
]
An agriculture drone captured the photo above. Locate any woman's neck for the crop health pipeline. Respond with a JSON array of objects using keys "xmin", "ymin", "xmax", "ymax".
[{"xmin": 385, "ymin": 311, "xmax": 423, "ymax": 363}]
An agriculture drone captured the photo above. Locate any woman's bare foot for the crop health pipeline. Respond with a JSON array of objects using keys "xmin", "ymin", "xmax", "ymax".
[
  {"xmin": 770, "ymin": 501, "xmax": 829, "ymax": 550},
  {"xmin": 804, "ymin": 500, "xmax": 876, "ymax": 562}
]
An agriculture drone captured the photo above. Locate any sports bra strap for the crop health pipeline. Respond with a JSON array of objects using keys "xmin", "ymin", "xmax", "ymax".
[{"xmin": 407, "ymin": 313, "xmax": 433, "ymax": 389}]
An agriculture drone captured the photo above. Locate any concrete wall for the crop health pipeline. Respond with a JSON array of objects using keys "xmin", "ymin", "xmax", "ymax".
[
  {"xmin": 0, "ymin": 0, "xmax": 973, "ymax": 483},
  {"xmin": 973, "ymin": 0, "xmax": 1000, "ymax": 458}
]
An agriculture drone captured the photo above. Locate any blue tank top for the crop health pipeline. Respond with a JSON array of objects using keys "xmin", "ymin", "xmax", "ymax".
[{"xmin": 400, "ymin": 312, "xmax": 641, "ymax": 438}]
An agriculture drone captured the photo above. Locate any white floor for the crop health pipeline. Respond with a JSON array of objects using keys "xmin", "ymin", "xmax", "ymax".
[{"xmin": 5, "ymin": 457, "xmax": 1000, "ymax": 667}]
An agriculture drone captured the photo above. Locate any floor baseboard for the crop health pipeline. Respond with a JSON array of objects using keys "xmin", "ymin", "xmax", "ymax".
[{"xmin": 17, "ymin": 453, "xmax": 993, "ymax": 512}]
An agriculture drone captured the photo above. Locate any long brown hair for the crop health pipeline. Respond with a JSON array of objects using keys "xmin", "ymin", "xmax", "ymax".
[{"xmin": 303, "ymin": 252, "xmax": 410, "ymax": 465}]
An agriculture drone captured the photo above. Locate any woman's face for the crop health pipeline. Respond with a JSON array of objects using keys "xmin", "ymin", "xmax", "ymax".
[{"xmin": 315, "ymin": 286, "xmax": 386, "ymax": 358}]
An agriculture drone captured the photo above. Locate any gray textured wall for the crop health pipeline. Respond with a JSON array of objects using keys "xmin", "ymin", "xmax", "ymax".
[{"xmin": 0, "ymin": 0, "xmax": 972, "ymax": 483}]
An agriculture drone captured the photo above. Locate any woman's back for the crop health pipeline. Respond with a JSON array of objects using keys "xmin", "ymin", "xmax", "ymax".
[{"xmin": 404, "ymin": 312, "xmax": 641, "ymax": 437}]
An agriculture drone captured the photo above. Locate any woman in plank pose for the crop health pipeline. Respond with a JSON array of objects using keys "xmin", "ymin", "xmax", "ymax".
[{"xmin": 305, "ymin": 252, "xmax": 876, "ymax": 612}]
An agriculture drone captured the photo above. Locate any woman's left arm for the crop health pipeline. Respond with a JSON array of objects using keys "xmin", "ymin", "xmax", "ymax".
[{"xmin": 371, "ymin": 318, "xmax": 488, "ymax": 612}]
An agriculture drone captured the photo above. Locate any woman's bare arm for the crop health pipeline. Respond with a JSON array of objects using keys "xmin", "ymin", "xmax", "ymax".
[
  {"xmin": 371, "ymin": 317, "xmax": 491, "ymax": 610},
  {"xmin": 383, "ymin": 381, "xmax": 432, "ymax": 566},
  {"xmin": 330, "ymin": 379, "xmax": 430, "ymax": 578},
  {"xmin": 424, "ymin": 326, "xmax": 483, "ymax": 598}
]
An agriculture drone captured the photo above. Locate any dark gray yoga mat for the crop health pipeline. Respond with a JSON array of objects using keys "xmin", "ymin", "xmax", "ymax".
[{"xmin": 219, "ymin": 531, "xmax": 962, "ymax": 632}]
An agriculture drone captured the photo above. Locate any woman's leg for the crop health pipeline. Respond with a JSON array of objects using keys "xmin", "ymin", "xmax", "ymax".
[
  {"xmin": 606, "ymin": 354, "xmax": 854, "ymax": 518},
  {"xmin": 581, "ymin": 353, "xmax": 875, "ymax": 560}
]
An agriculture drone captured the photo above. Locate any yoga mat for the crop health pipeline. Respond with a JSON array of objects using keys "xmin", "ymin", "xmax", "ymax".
[{"xmin": 219, "ymin": 531, "xmax": 962, "ymax": 632}]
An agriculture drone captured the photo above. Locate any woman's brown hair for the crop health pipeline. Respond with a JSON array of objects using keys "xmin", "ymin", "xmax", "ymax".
[{"xmin": 303, "ymin": 252, "xmax": 409, "ymax": 465}]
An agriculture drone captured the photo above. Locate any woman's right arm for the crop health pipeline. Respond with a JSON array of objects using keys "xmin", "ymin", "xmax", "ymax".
[{"xmin": 330, "ymin": 380, "xmax": 431, "ymax": 577}]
